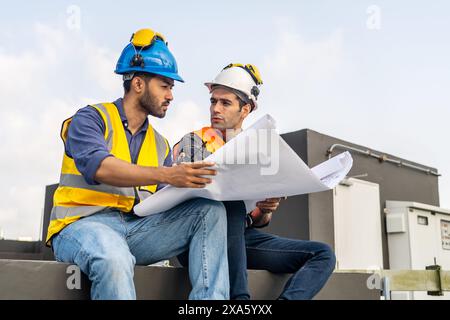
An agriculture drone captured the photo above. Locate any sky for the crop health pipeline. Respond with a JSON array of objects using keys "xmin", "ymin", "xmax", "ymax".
[{"xmin": 0, "ymin": 0, "xmax": 449, "ymax": 240}]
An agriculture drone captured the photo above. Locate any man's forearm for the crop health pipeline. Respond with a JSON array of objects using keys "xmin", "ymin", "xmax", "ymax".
[{"xmin": 94, "ymin": 156, "xmax": 168, "ymax": 187}]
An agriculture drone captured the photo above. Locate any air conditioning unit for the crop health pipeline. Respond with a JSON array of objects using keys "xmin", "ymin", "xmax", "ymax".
[
  {"xmin": 333, "ymin": 178, "xmax": 383, "ymax": 270},
  {"xmin": 386, "ymin": 201, "xmax": 450, "ymax": 300}
]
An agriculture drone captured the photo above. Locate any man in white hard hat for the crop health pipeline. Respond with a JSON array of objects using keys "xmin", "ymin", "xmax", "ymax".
[{"xmin": 173, "ymin": 63, "xmax": 336, "ymax": 300}]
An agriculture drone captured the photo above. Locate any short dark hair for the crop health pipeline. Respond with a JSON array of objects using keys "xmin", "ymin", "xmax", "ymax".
[
  {"xmin": 123, "ymin": 72, "xmax": 154, "ymax": 94},
  {"xmin": 236, "ymin": 96, "xmax": 248, "ymax": 110}
]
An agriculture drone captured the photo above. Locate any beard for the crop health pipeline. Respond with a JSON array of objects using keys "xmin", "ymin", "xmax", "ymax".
[
  {"xmin": 139, "ymin": 87, "xmax": 168, "ymax": 118},
  {"xmin": 211, "ymin": 122, "xmax": 228, "ymax": 131}
]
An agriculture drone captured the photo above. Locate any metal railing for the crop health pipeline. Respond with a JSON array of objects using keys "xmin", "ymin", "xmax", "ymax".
[
  {"xmin": 327, "ymin": 143, "xmax": 441, "ymax": 176},
  {"xmin": 337, "ymin": 268, "xmax": 450, "ymax": 299}
]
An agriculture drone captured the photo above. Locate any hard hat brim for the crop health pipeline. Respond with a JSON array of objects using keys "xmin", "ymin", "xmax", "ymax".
[
  {"xmin": 156, "ymin": 71, "xmax": 185, "ymax": 83},
  {"xmin": 204, "ymin": 82, "xmax": 258, "ymax": 110},
  {"xmin": 115, "ymin": 69, "xmax": 185, "ymax": 83}
]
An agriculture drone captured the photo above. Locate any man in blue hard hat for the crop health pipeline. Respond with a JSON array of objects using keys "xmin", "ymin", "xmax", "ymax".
[{"xmin": 47, "ymin": 29, "xmax": 230, "ymax": 300}]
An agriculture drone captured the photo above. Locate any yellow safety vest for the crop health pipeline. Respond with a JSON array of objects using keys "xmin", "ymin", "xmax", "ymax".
[
  {"xmin": 46, "ymin": 102, "xmax": 169, "ymax": 245},
  {"xmin": 193, "ymin": 127, "xmax": 226, "ymax": 153}
]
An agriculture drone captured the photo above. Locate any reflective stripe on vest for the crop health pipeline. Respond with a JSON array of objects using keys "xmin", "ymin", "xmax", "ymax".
[
  {"xmin": 46, "ymin": 102, "xmax": 169, "ymax": 245},
  {"xmin": 193, "ymin": 127, "xmax": 225, "ymax": 154}
]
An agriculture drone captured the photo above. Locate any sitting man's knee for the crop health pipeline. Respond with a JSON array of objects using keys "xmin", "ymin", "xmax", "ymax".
[
  {"xmin": 196, "ymin": 199, "xmax": 227, "ymax": 220},
  {"xmin": 93, "ymin": 252, "xmax": 135, "ymax": 274}
]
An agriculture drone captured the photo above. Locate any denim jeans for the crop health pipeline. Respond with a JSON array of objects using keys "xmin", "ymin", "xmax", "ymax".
[
  {"xmin": 180, "ymin": 201, "xmax": 336, "ymax": 300},
  {"xmin": 52, "ymin": 198, "xmax": 230, "ymax": 300},
  {"xmin": 178, "ymin": 201, "xmax": 248, "ymax": 299}
]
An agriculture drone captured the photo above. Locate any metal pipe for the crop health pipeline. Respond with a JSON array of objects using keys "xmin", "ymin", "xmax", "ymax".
[
  {"xmin": 327, "ymin": 143, "xmax": 441, "ymax": 176},
  {"xmin": 382, "ymin": 276, "xmax": 391, "ymax": 300}
]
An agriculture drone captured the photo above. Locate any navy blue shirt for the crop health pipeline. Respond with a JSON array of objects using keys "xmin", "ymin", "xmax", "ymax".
[{"xmin": 65, "ymin": 98, "xmax": 172, "ymax": 186}]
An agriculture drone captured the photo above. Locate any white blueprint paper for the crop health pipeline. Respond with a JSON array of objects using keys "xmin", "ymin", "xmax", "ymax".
[{"xmin": 134, "ymin": 115, "xmax": 353, "ymax": 216}]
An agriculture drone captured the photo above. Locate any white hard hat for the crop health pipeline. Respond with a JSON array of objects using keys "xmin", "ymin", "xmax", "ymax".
[{"xmin": 205, "ymin": 63, "xmax": 263, "ymax": 111}]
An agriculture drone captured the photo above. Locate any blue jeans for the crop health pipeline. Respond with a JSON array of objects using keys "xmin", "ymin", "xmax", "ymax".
[
  {"xmin": 244, "ymin": 228, "xmax": 336, "ymax": 300},
  {"xmin": 179, "ymin": 201, "xmax": 336, "ymax": 300},
  {"xmin": 52, "ymin": 198, "xmax": 230, "ymax": 300},
  {"xmin": 178, "ymin": 201, "xmax": 248, "ymax": 299}
]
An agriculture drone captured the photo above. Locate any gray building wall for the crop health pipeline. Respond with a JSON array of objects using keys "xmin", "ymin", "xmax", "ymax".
[
  {"xmin": 0, "ymin": 184, "xmax": 56, "ymax": 261},
  {"xmin": 0, "ymin": 240, "xmax": 43, "ymax": 260},
  {"xmin": 265, "ymin": 129, "xmax": 440, "ymax": 269},
  {"xmin": 263, "ymin": 130, "xmax": 310, "ymax": 241}
]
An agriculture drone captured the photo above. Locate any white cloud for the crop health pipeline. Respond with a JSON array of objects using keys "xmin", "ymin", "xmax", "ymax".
[
  {"xmin": 0, "ymin": 22, "xmax": 346, "ymax": 240},
  {"xmin": 257, "ymin": 25, "xmax": 450, "ymax": 209},
  {"xmin": 259, "ymin": 28, "xmax": 344, "ymax": 133},
  {"xmin": 1, "ymin": 19, "xmax": 448, "ymax": 242},
  {"xmin": 0, "ymin": 23, "xmax": 122, "ymax": 240},
  {"xmin": 264, "ymin": 29, "xmax": 343, "ymax": 83},
  {"xmin": 0, "ymin": 23, "xmax": 208, "ymax": 240}
]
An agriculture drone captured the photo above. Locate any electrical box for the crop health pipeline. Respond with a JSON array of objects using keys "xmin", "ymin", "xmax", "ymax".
[
  {"xmin": 333, "ymin": 178, "xmax": 383, "ymax": 270},
  {"xmin": 386, "ymin": 201, "xmax": 450, "ymax": 300}
]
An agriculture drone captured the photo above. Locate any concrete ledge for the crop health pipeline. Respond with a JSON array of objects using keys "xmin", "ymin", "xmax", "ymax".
[{"xmin": 0, "ymin": 260, "xmax": 379, "ymax": 300}]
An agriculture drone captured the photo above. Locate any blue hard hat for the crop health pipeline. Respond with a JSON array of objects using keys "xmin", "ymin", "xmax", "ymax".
[{"xmin": 115, "ymin": 32, "xmax": 184, "ymax": 82}]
